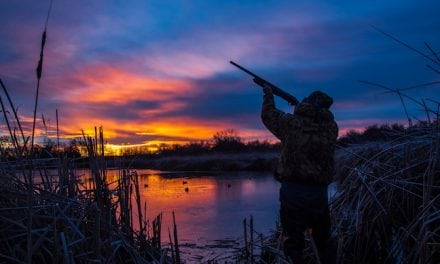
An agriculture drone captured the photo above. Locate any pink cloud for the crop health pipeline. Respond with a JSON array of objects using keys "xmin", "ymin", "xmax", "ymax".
[{"xmin": 54, "ymin": 65, "xmax": 195, "ymax": 104}]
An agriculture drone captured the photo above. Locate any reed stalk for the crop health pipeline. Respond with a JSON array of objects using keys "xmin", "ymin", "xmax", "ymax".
[
  {"xmin": 172, "ymin": 211, "xmax": 180, "ymax": 263},
  {"xmin": 250, "ymin": 215, "xmax": 254, "ymax": 263}
]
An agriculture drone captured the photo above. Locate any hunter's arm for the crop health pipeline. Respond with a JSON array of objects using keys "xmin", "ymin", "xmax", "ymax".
[{"xmin": 261, "ymin": 90, "xmax": 289, "ymax": 140}]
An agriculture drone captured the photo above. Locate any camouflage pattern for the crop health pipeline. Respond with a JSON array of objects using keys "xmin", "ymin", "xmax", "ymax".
[{"xmin": 261, "ymin": 91, "xmax": 338, "ymax": 185}]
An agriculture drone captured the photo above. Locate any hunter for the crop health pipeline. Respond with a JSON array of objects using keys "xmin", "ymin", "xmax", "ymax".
[{"xmin": 258, "ymin": 80, "xmax": 338, "ymax": 264}]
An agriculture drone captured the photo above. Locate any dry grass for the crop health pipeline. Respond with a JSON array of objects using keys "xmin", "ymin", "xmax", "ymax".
[
  {"xmin": 331, "ymin": 33, "xmax": 440, "ymax": 263},
  {"xmin": 0, "ymin": 126, "xmax": 174, "ymax": 263},
  {"xmin": 333, "ymin": 122, "xmax": 439, "ymax": 263}
]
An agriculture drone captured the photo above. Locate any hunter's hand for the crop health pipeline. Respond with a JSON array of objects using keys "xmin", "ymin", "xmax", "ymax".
[
  {"xmin": 253, "ymin": 78, "xmax": 272, "ymax": 94},
  {"xmin": 262, "ymin": 84, "xmax": 273, "ymax": 94}
]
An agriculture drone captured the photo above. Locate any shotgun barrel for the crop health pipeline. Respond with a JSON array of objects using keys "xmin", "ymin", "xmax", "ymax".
[{"xmin": 230, "ymin": 61, "xmax": 299, "ymax": 105}]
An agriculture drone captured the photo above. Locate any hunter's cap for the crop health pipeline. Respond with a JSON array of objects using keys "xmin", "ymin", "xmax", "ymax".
[{"xmin": 302, "ymin": 90, "xmax": 333, "ymax": 109}]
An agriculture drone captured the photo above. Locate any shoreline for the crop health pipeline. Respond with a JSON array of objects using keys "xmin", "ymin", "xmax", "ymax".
[{"xmin": 109, "ymin": 151, "xmax": 280, "ymax": 171}]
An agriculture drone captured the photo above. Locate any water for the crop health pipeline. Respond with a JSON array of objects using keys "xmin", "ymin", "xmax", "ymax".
[
  {"xmin": 93, "ymin": 169, "xmax": 281, "ymax": 261},
  {"xmin": 77, "ymin": 169, "xmax": 337, "ymax": 261}
]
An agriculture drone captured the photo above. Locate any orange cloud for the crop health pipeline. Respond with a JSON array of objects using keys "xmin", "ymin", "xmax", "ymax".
[{"xmin": 58, "ymin": 65, "xmax": 195, "ymax": 104}]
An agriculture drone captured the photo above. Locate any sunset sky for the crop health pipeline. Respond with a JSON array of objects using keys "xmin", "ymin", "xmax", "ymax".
[{"xmin": 1, "ymin": 0, "xmax": 439, "ymax": 148}]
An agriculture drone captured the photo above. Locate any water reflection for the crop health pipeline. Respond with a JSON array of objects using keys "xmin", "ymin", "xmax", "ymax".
[
  {"xmin": 81, "ymin": 169, "xmax": 280, "ymax": 260},
  {"xmin": 136, "ymin": 171, "xmax": 280, "ymax": 244},
  {"xmin": 78, "ymin": 169, "xmax": 340, "ymax": 262}
]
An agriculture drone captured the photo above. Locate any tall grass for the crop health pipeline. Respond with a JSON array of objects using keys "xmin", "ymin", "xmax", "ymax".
[
  {"xmin": 333, "ymin": 122, "xmax": 439, "ymax": 263},
  {"xmin": 0, "ymin": 120, "xmax": 175, "ymax": 262},
  {"xmin": 332, "ymin": 33, "xmax": 439, "ymax": 263}
]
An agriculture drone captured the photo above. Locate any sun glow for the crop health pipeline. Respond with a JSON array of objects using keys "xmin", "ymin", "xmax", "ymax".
[
  {"xmin": 104, "ymin": 143, "xmax": 152, "ymax": 155},
  {"xmin": 103, "ymin": 140, "xmax": 191, "ymax": 155}
]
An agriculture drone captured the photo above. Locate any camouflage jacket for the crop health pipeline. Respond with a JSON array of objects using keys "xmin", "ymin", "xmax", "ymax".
[{"xmin": 261, "ymin": 92, "xmax": 338, "ymax": 185}]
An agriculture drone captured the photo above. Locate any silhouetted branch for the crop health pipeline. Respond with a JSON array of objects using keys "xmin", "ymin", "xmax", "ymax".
[{"xmin": 370, "ymin": 25, "xmax": 440, "ymax": 67}]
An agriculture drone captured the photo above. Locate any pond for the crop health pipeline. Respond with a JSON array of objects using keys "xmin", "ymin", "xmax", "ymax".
[{"xmin": 96, "ymin": 169, "xmax": 281, "ymax": 262}]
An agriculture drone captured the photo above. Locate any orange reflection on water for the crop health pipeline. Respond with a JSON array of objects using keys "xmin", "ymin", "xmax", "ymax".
[
  {"xmin": 140, "ymin": 174, "xmax": 219, "ymax": 231},
  {"xmin": 97, "ymin": 170, "xmax": 221, "ymax": 241},
  {"xmin": 81, "ymin": 169, "xmax": 280, "ymax": 257}
]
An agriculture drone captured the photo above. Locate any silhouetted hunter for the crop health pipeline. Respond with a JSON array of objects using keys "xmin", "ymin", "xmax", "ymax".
[{"xmin": 230, "ymin": 61, "xmax": 338, "ymax": 263}]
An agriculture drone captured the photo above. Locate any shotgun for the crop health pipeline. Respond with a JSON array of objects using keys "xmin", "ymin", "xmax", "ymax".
[{"xmin": 230, "ymin": 61, "xmax": 299, "ymax": 105}]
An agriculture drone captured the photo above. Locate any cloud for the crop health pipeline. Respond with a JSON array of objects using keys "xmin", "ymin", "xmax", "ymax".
[{"xmin": 57, "ymin": 65, "xmax": 194, "ymax": 103}]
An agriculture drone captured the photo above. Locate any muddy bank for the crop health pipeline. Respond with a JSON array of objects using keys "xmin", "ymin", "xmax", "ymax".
[{"xmin": 120, "ymin": 152, "xmax": 279, "ymax": 171}]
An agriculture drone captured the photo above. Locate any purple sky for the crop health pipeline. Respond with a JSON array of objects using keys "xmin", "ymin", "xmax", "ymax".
[{"xmin": 1, "ymin": 0, "xmax": 439, "ymax": 147}]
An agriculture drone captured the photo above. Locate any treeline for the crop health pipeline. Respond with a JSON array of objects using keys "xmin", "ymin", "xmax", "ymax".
[
  {"xmin": 0, "ymin": 136, "xmax": 81, "ymax": 161},
  {"xmin": 338, "ymin": 121, "xmax": 438, "ymax": 146},
  {"xmin": 122, "ymin": 129, "xmax": 280, "ymax": 157}
]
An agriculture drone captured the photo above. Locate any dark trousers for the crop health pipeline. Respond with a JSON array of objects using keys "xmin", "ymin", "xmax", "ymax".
[{"xmin": 279, "ymin": 182, "xmax": 336, "ymax": 264}]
